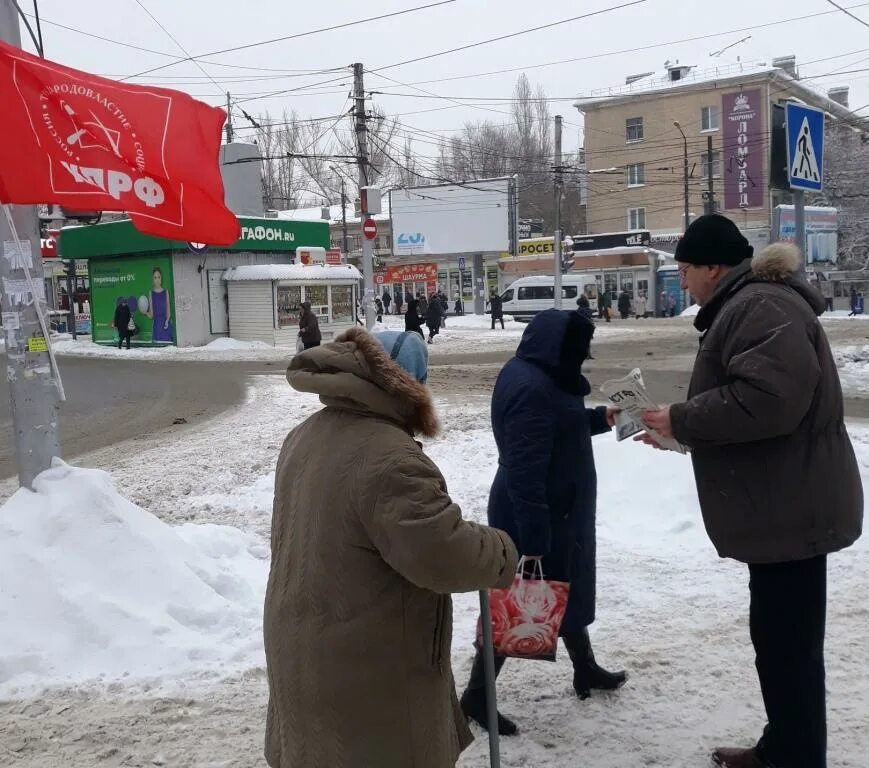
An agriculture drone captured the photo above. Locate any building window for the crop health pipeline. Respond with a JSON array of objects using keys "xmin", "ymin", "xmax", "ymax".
[
  {"xmin": 276, "ymin": 285, "xmax": 302, "ymax": 328},
  {"xmin": 603, "ymin": 272, "xmax": 618, "ymax": 297},
  {"xmin": 701, "ymin": 150, "xmax": 721, "ymax": 179},
  {"xmin": 628, "ymin": 207, "xmax": 646, "ymax": 230},
  {"xmin": 626, "ymin": 163, "xmax": 645, "ymax": 187},
  {"xmin": 304, "ymin": 284, "xmax": 329, "ymax": 321},
  {"xmin": 701, "ymin": 106, "xmax": 720, "ymax": 132},
  {"xmin": 626, "ymin": 117, "xmax": 644, "ymax": 143}
]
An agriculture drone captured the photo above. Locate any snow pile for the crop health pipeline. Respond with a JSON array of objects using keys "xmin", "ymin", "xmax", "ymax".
[
  {"xmin": 680, "ymin": 303, "xmax": 700, "ymax": 317},
  {"xmin": 835, "ymin": 346, "xmax": 869, "ymax": 397},
  {"xmin": 202, "ymin": 337, "xmax": 272, "ymax": 351},
  {"xmin": 0, "ymin": 461, "xmax": 268, "ymax": 698},
  {"xmin": 51, "ymin": 337, "xmax": 293, "ymax": 362}
]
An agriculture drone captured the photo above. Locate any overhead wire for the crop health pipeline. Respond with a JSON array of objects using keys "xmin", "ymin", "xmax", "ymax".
[{"xmin": 825, "ymin": 0, "xmax": 869, "ymax": 29}]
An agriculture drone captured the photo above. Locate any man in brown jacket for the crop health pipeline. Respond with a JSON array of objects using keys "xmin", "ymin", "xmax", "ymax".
[
  {"xmin": 640, "ymin": 215, "xmax": 863, "ymax": 768},
  {"xmin": 297, "ymin": 301, "xmax": 321, "ymax": 349},
  {"xmin": 263, "ymin": 327, "xmax": 518, "ymax": 768}
]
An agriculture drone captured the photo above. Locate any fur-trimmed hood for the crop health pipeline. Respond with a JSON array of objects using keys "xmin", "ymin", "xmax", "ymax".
[
  {"xmin": 287, "ymin": 327, "xmax": 439, "ymax": 437},
  {"xmin": 751, "ymin": 242, "xmax": 802, "ymax": 281}
]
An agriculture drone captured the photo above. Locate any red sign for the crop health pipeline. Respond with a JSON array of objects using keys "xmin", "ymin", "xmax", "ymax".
[
  {"xmin": 375, "ymin": 262, "xmax": 438, "ymax": 285},
  {"xmin": 325, "ymin": 248, "xmax": 342, "ymax": 265},
  {"xmin": 41, "ymin": 228, "xmax": 59, "ymax": 258},
  {"xmin": 362, "ymin": 218, "xmax": 377, "ymax": 240},
  {"xmin": 0, "ymin": 41, "xmax": 239, "ymax": 245}
]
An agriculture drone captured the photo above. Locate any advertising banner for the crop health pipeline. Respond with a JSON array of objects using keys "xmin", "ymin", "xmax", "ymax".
[
  {"xmin": 375, "ymin": 263, "xmax": 438, "ymax": 296},
  {"xmin": 722, "ymin": 89, "xmax": 764, "ymax": 210},
  {"xmin": 773, "ymin": 205, "xmax": 838, "ymax": 264},
  {"xmin": 90, "ymin": 255, "xmax": 176, "ymax": 345}
]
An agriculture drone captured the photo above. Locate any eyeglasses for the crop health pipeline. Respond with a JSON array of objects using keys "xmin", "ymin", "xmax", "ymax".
[{"xmin": 678, "ymin": 264, "xmax": 692, "ymax": 277}]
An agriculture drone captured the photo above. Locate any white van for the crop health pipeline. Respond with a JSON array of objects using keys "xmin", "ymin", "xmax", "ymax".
[{"xmin": 499, "ymin": 274, "xmax": 600, "ymax": 321}]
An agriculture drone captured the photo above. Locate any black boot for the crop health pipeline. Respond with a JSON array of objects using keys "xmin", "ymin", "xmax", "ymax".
[
  {"xmin": 459, "ymin": 651, "xmax": 517, "ymax": 736},
  {"xmin": 563, "ymin": 628, "xmax": 627, "ymax": 700}
]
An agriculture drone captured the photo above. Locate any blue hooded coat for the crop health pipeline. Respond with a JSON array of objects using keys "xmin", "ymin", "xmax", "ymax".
[{"xmin": 487, "ymin": 309, "xmax": 610, "ymax": 632}]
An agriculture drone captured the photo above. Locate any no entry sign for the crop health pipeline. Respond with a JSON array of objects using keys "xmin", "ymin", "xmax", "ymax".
[{"xmin": 363, "ymin": 219, "xmax": 377, "ymax": 240}]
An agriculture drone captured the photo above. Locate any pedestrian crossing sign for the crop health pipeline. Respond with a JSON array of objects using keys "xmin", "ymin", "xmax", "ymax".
[{"xmin": 786, "ymin": 102, "xmax": 825, "ymax": 192}]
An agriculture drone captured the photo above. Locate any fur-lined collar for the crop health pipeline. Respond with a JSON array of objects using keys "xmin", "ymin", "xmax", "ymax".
[
  {"xmin": 287, "ymin": 327, "xmax": 440, "ymax": 438},
  {"xmin": 751, "ymin": 242, "xmax": 801, "ymax": 281}
]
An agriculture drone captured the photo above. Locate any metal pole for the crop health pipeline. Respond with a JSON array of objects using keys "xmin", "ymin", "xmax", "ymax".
[
  {"xmin": 553, "ymin": 115, "xmax": 563, "ymax": 309},
  {"xmin": 65, "ymin": 260, "xmax": 77, "ymax": 341},
  {"xmin": 478, "ymin": 589, "xmax": 501, "ymax": 768},
  {"xmin": 353, "ymin": 63, "xmax": 376, "ymax": 330},
  {"xmin": 225, "ymin": 92, "xmax": 234, "ymax": 143},
  {"xmin": 682, "ymin": 136, "xmax": 690, "ymax": 231},
  {"xmin": 340, "ymin": 177, "xmax": 349, "ymax": 257},
  {"xmin": 706, "ymin": 135, "xmax": 715, "ymax": 215},
  {"xmin": 0, "ymin": 0, "xmax": 61, "ymax": 488},
  {"xmin": 794, "ymin": 189, "xmax": 807, "ymax": 278}
]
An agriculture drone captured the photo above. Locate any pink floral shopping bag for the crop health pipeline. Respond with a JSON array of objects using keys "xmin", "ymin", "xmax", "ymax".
[{"xmin": 476, "ymin": 557, "xmax": 570, "ymax": 661}]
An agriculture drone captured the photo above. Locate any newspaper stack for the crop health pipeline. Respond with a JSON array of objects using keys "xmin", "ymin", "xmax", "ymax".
[{"xmin": 599, "ymin": 368, "xmax": 687, "ymax": 454}]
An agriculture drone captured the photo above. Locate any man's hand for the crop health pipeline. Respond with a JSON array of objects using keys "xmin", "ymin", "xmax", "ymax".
[
  {"xmin": 642, "ymin": 406, "xmax": 673, "ymax": 439},
  {"xmin": 633, "ymin": 432, "xmax": 668, "ymax": 450},
  {"xmin": 605, "ymin": 406, "xmax": 619, "ymax": 428}
]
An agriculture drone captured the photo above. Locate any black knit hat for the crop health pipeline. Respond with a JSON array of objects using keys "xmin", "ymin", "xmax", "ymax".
[{"xmin": 675, "ymin": 214, "xmax": 754, "ymax": 266}]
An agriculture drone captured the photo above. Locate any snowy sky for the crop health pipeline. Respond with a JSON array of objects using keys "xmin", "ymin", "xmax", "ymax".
[{"xmin": 17, "ymin": 0, "xmax": 869, "ymax": 155}]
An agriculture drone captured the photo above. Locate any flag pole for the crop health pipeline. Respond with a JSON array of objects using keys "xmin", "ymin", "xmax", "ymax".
[
  {"xmin": 0, "ymin": 0, "xmax": 62, "ymax": 488},
  {"xmin": 478, "ymin": 589, "xmax": 501, "ymax": 768}
]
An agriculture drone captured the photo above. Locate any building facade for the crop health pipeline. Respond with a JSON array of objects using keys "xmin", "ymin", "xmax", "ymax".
[{"xmin": 576, "ymin": 57, "xmax": 864, "ymax": 248}]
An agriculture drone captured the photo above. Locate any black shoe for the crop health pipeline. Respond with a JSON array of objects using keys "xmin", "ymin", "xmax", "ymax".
[
  {"xmin": 564, "ymin": 628, "xmax": 627, "ymax": 700},
  {"xmin": 460, "ymin": 690, "xmax": 518, "ymax": 736}
]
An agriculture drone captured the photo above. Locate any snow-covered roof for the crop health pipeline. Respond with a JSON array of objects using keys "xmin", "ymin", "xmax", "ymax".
[
  {"xmin": 576, "ymin": 61, "xmax": 777, "ymax": 108},
  {"xmin": 223, "ymin": 264, "xmax": 361, "ymax": 282},
  {"xmin": 273, "ymin": 199, "xmax": 391, "ymax": 225}
]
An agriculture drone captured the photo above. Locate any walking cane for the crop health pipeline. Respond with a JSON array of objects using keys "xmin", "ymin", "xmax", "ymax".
[{"xmin": 478, "ymin": 589, "xmax": 501, "ymax": 768}]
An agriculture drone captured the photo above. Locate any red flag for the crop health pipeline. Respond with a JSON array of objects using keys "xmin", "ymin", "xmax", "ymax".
[{"xmin": 0, "ymin": 41, "xmax": 240, "ymax": 246}]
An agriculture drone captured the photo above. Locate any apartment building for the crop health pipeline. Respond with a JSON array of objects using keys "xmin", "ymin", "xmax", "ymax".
[{"xmin": 575, "ymin": 56, "xmax": 861, "ymax": 250}]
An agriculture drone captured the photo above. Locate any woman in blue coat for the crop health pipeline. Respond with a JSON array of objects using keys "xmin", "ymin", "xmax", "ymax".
[{"xmin": 460, "ymin": 309, "xmax": 627, "ymax": 735}]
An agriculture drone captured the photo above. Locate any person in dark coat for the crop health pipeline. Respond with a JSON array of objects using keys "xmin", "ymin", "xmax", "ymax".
[
  {"xmin": 454, "ymin": 294, "xmax": 464, "ymax": 316},
  {"xmin": 599, "ymin": 290, "xmax": 612, "ymax": 322},
  {"xmin": 113, "ymin": 300, "xmax": 133, "ymax": 350},
  {"xmin": 374, "ymin": 297, "xmax": 384, "ymax": 323},
  {"xmin": 425, "ymin": 293, "xmax": 443, "ymax": 345},
  {"xmin": 640, "ymin": 216, "xmax": 864, "ymax": 768},
  {"xmin": 394, "ymin": 291, "xmax": 404, "ymax": 316},
  {"xmin": 382, "ymin": 290, "xmax": 392, "ymax": 315},
  {"xmin": 417, "ymin": 293, "xmax": 429, "ymax": 318},
  {"xmin": 617, "ymin": 290, "xmax": 631, "ymax": 320},
  {"xmin": 488, "ymin": 289, "xmax": 504, "ymax": 330},
  {"xmin": 404, "ymin": 298, "xmax": 424, "ymax": 338},
  {"xmin": 299, "ymin": 302, "xmax": 322, "ymax": 350},
  {"xmin": 460, "ymin": 309, "xmax": 626, "ymax": 736},
  {"xmin": 576, "ymin": 294, "xmax": 595, "ymax": 359},
  {"xmin": 438, "ymin": 291, "xmax": 449, "ymax": 327}
]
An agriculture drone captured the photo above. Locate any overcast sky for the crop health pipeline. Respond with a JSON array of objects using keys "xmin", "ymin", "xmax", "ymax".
[{"xmin": 18, "ymin": 0, "xmax": 869, "ymax": 157}]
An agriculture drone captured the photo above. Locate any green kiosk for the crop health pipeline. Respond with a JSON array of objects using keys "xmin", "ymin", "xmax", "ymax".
[{"xmin": 59, "ymin": 216, "xmax": 330, "ymax": 347}]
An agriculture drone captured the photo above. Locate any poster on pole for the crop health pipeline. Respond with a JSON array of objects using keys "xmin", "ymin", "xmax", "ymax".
[
  {"xmin": 390, "ymin": 178, "xmax": 511, "ymax": 256},
  {"xmin": 722, "ymin": 90, "xmax": 764, "ymax": 211},
  {"xmin": 89, "ymin": 255, "xmax": 176, "ymax": 345}
]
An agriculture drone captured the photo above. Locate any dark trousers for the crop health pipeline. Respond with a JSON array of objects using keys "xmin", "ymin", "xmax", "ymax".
[
  {"xmin": 303, "ymin": 340, "xmax": 320, "ymax": 350},
  {"xmin": 118, "ymin": 331, "xmax": 131, "ymax": 350},
  {"xmin": 491, "ymin": 316, "xmax": 504, "ymax": 330},
  {"xmin": 750, "ymin": 555, "xmax": 827, "ymax": 768}
]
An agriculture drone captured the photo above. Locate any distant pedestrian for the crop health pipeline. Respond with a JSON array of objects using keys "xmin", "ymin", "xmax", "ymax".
[
  {"xmin": 617, "ymin": 290, "xmax": 632, "ymax": 320},
  {"xmin": 438, "ymin": 291, "xmax": 449, "ymax": 327},
  {"xmin": 394, "ymin": 291, "xmax": 404, "ymax": 316},
  {"xmin": 113, "ymin": 299, "xmax": 133, "ymax": 350},
  {"xmin": 417, "ymin": 293, "xmax": 429, "ymax": 318},
  {"xmin": 374, "ymin": 297, "xmax": 384, "ymax": 323},
  {"xmin": 425, "ymin": 293, "xmax": 444, "ymax": 344},
  {"xmin": 404, "ymin": 297, "xmax": 424, "ymax": 338},
  {"xmin": 668, "ymin": 294, "xmax": 677, "ymax": 317},
  {"xmin": 635, "ymin": 292, "xmax": 647, "ymax": 318},
  {"xmin": 819, "ymin": 278, "xmax": 834, "ymax": 313},
  {"xmin": 454, "ymin": 294, "xmax": 464, "ymax": 316},
  {"xmin": 660, "ymin": 290, "xmax": 669, "ymax": 318},
  {"xmin": 848, "ymin": 286, "xmax": 864, "ymax": 316},
  {"xmin": 577, "ymin": 294, "xmax": 595, "ymax": 359},
  {"xmin": 299, "ymin": 301, "xmax": 322, "ymax": 350},
  {"xmin": 488, "ymin": 289, "xmax": 505, "ymax": 329},
  {"xmin": 600, "ymin": 290, "xmax": 612, "ymax": 323}
]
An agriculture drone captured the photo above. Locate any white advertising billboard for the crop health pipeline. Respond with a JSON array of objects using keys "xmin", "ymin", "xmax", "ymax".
[{"xmin": 390, "ymin": 178, "xmax": 511, "ymax": 256}]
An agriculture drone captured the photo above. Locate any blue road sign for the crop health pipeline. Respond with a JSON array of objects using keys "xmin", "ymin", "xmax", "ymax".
[
  {"xmin": 458, "ymin": 256, "xmax": 466, "ymax": 270},
  {"xmin": 786, "ymin": 102, "xmax": 824, "ymax": 192}
]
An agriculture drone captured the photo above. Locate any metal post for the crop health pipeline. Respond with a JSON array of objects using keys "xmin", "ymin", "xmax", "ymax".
[
  {"xmin": 674, "ymin": 121, "xmax": 689, "ymax": 231},
  {"xmin": 473, "ymin": 253, "xmax": 485, "ymax": 315},
  {"xmin": 65, "ymin": 260, "xmax": 77, "ymax": 341},
  {"xmin": 225, "ymin": 92, "xmax": 234, "ymax": 143},
  {"xmin": 478, "ymin": 589, "xmax": 501, "ymax": 768},
  {"xmin": 0, "ymin": 0, "xmax": 62, "ymax": 488},
  {"xmin": 794, "ymin": 189, "xmax": 807, "ymax": 278},
  {"xmin": 353, "ymin": 63, "xmax": 376, "ymax": 330},
  {"xmin": 706, "ymin": 135, "xmax": 715, "ymax": 215},
  {"xmin": 340, "ymin": 177, "xmax": 349, "ymax": 257},
  {"xmin": 553, "ymin": 115, "xmax": 563, "ymax": 309}
]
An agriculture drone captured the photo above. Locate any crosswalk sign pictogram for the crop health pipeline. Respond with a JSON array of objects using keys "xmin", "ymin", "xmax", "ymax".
[{"xmin": 786, "ymin": 103, "xmax": 825, "ymax": 192}]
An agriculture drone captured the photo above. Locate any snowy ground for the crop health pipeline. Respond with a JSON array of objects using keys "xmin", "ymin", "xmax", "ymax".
[
  {"xmin": 836, "ymin": 346, "xmax": 869, "ymax": 398},
  {"xmin": 1, "ymin": 371, "xmax": 867, "ymax": 767}
]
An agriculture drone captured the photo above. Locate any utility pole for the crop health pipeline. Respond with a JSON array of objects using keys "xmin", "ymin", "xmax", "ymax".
[
  {"xmin": 794, "ymin": 190, "xmax": 807, "ymax": 279},
  {"xmin": 353, "ymin": 62, "xmax": 375, "ymax": 329},
  {"xmin": 705, "ymin": 135, "xmax": 715, "ymax": 215},
  {"xmin": 0, "ymin": 0, "xmax": 61, "ymax": 488},
  {"xmin": 225, "ymin": 92, "xmax": 234, "ymax": 143},
  {"xmin": 674, "ymin": 121, "xmax": 689, "ymax": 231},
  {"xmin": 553, "ymin": 115, "xmax": 563, "ymax": 309},
  {"xmin": 340, "ymin": 176, "xmax": 349, "ymax": 257}
]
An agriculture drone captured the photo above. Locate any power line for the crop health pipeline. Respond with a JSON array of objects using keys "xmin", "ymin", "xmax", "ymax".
[
  {"xmin": 369, "ymin": 0, "xmax": 646, "ymax": 74},
  {"xmin": 122, "ymin": 0, "xmax": 458, "ymax": 81},
  {"xmin": 825, "ymin": 0, "xmax": 869, "ymax": 29}
]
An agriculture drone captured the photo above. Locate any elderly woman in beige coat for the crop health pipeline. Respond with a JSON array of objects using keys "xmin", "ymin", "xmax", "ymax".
[{"xmin": 264, "ymin": 327, "xmax": 518, "ymax": 768}]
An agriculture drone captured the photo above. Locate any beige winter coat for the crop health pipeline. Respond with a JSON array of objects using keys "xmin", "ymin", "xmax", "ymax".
[{"xmin": 263, "ymin": 327, "xmax": 518, "ymax": 768}]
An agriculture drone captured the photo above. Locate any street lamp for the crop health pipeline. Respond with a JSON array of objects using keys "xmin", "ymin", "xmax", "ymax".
[{"xmin": 673, "ymin": 120, "xmax": 689, "ymax": 233}]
